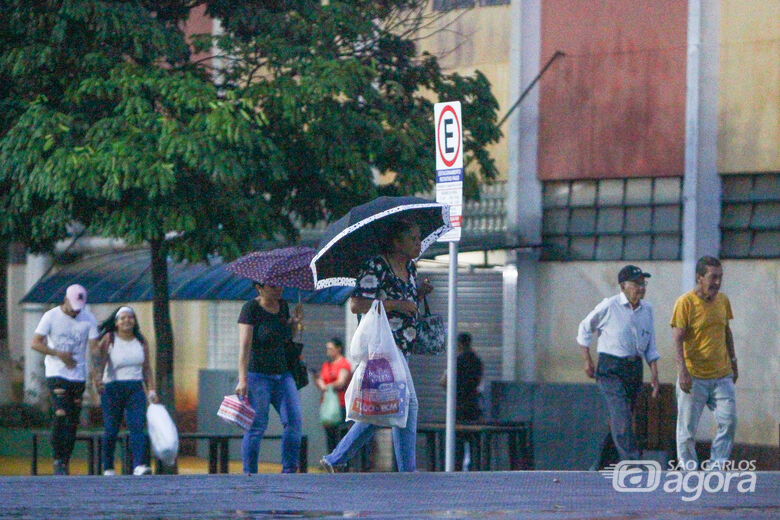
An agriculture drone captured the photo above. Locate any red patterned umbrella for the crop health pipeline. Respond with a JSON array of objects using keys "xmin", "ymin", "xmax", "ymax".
[{"xmin": 225, "ymin": 246, "xmax": 316, "ymax": 291}]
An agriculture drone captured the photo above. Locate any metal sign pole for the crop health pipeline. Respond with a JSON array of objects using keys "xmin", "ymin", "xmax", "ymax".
[
  {"xmin": 444, "ymin": 241, "xmax": 458, "ymax": 472},
  {"xmin": 434, "ymin": 100, "xmax": 463, "ymax": 473}
]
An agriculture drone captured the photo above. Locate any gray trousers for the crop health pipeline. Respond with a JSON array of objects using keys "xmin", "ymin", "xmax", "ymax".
[{"xmin": 595, "ymin": 353, "xmax": 643, "ymax": 462}]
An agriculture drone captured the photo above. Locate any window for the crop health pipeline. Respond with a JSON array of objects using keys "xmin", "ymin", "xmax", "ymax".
[
  {"xmin": 720, "ymin": 173, "xmax": 780, "ymax": 259},
  {"xmin": 432, "ymin": 0, "xmax": 508, "ymax": 11},
  {"xmin": 541, "ymin": 177, "xmax": 682, "ymax": 261}
]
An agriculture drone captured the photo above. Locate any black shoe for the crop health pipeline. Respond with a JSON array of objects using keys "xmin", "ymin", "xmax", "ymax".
[{"xmin": 53, "ymin": 459, "xmax": 68, "ymax": 476}]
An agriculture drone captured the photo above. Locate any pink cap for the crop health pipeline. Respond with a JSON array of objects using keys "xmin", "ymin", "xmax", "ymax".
[{"xmin": 65, "ymin": 284, "xmax": 87, "ymax": 311}]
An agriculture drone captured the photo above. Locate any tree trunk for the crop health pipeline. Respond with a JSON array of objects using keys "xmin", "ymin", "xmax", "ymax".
[
  {"xmin": 0, "ymin": 238, "xmax": 11, "ymax": 403},
  {"xmin": 149, "ymin": 238, "xmax": 174, "ymax": 406}
]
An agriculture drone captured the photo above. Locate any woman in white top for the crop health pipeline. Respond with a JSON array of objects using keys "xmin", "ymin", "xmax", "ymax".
[{"xmin": 92, "ymin": 306, "xmax": 159, "ymax": 475}]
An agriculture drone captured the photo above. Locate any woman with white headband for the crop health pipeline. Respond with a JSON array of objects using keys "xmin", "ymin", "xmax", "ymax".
[{"xmin": 92, "ymin": 306, "xmax": 159, "ymax": 476}]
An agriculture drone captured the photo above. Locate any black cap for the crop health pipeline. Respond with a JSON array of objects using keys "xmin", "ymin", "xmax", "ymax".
[{"xmin": 618, "ymin": 265, "xmax": 651, "ymax": 284}]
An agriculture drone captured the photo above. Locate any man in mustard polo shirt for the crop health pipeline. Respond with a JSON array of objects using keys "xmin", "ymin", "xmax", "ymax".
[{"xmin": 671, "ymin": 256, "xmax": 738, "ymax": 470}]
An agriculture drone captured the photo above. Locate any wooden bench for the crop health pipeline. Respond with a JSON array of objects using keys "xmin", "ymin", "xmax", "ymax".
[
  {"xmin": 31, "ymin": 431, "xmax": 308, "ymax": 474},
  {"xmin": 417, "ymin": 421, "xmax": 534, "ymax": 471},
  {"xmin": 178, "ymin": 433, "xmax": 308, "ymax": 474},
  {"xmin": 31, "ymin": 431, "xmax": 101, "ymax": 475}
]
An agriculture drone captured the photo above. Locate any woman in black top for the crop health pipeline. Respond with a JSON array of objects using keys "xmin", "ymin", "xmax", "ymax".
[{"xmin": 236, "ymin": 283, "xmax": 304, "ymax": 474}]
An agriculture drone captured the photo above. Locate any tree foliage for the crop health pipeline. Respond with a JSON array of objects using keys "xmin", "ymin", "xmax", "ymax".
[
  {"xmin": 0, "ymin": 0, "xmax": 501, "ymax": 407},
  {"xmin": 0, "ymin": 1, "xmax": 274, "ymax": 405},
  {"xmin": 203, "ymin": 0, "xmax": 501, "ymax": 221}
]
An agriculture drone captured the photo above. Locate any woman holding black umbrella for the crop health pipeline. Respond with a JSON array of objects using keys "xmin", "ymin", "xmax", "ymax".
[
  {"xmin": 319, "ymin": 215, "xmax": 433, "ymax": 473},
  {"xmin": 236, "ymin": 282, "xmax": 304, "ymax": 474}
]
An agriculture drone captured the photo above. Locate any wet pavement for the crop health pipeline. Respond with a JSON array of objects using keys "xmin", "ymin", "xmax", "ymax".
[{"xmin": 1, "ymin": 471, "xmax": 778, "ymax": 519}]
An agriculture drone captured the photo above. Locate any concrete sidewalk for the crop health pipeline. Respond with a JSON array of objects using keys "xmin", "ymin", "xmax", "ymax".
[{"xmin": 1, "ymin": 471, "xmax": 778, "ymax": 519}]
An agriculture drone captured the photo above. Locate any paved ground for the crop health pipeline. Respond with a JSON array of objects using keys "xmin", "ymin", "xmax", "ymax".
[{"xmin": 1, "ymin": 471, "xmax": 778, "ymax": 519}]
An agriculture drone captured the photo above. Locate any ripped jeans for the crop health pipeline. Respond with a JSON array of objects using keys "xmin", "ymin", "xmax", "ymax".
[{"xmin": 46, "ymin": 377, "xmax": 86, "ymax": 463}]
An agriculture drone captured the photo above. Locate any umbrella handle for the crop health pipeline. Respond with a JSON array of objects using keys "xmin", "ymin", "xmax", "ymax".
[{"xmin": 292, "ymin": 299, "xmax": 305, "ymax": 342}]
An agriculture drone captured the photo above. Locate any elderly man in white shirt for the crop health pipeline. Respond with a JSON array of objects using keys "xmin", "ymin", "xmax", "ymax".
[{"xmin": 577, "ymin": 265, "xmax": 660, "ymax": 466}]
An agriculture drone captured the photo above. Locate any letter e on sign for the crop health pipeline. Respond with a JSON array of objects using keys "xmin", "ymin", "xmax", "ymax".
[{"xmin": 435, "ymin": 102, "xmax": 463, "ymax": 171}]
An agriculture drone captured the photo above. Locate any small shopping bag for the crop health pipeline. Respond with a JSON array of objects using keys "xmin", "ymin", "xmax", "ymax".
[
  {"xmin": 319, "ymin": 387, "xmax": 342, "ymax": 426},
  {"xmin": 217, "ymin": 394, "xmax": 256, "ymax": 430}
]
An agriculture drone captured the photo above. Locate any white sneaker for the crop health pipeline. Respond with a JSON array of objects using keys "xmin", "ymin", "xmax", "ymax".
[
  {"xmin": 133, "ymin": 465, "xmax": 152, "ymax": 476},
  {"xmin": 103, "ymin": 469, "xmax": 116, "ymax": 476}
]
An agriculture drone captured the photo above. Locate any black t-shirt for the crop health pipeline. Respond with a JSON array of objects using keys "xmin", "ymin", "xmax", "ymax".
[
  {"xmin": 238, "ymin": 299, "xmax": 291, "ymax": 375},
  {"xmin": 456, "ymin": 349, "xmax": 483, "ymax": 422}
]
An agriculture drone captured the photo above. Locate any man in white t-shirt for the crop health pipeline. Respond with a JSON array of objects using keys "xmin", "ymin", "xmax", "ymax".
[{"xmin": 31, "ymin": 284, "xmax": 99, "ymax": 475}]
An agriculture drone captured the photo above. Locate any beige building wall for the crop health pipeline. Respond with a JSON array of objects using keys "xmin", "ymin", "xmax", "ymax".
[
  {"xmin": 718, "ymin": 0, "xmax": 780, "ymax": 173},
  {"xmin": 6, "ymin": 263, "xmax": 27, "ymax": 386},
  {"xmin": 536, "ymin": 260, "xmax": 780, "ymax": 446},
  {"xmin": 416, "ymin": 4, "xmax": 512, "ymax": 179}
]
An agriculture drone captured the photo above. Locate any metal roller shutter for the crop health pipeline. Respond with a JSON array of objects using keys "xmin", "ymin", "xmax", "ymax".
[{"xmin": 410, "ymin": 269, "xmax": 504, "ymax": 423}]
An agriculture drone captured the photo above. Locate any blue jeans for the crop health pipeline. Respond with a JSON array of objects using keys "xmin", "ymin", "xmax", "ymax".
[
  {"xmin": 101, "ymin": 380, "xmax": 148, "ymax": 470},
  {"xmin": 322, "ymin": 355, "xmax": 418, "ymax": 472},
  {"xmin": 676, "ymin": 375, "xmax": 737, "ymax": 469},
  {"xmin": 242, "ymin": 371, "xmax": 302, "ymax": 474}
]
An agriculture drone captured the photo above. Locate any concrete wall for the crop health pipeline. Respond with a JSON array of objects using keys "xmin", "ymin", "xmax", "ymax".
[
  {"xmin": 718, "ymin": 0, "xmax": 780, "ymax": 173},
  {"xmin": 491, "ymin": 381, "xmax": 612, "ymax": 470},
  {"xmin": 536, "ymin": 259, "xmax": 780, "ymax": 446},
  {"xmin": 198, "ymin": 369, "xmax": 326, "ymax": 466}
]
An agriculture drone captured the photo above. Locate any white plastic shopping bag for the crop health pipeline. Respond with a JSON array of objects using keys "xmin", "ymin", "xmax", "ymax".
[
  {"xmin": 146, "ymin": 403, "xmax": 179, "ymax": 466},
  {"xmin": 348, "ymin": 303, "xmax": 374, "ymax": 363},
  {"xmin": 345, "ymin": 300, "xmax": 409, "ymax": 428}
]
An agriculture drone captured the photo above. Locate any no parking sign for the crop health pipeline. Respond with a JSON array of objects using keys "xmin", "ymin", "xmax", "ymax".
[{"xmin": 434, "ymin": 101, "xmax": 463, "ymax": 242}]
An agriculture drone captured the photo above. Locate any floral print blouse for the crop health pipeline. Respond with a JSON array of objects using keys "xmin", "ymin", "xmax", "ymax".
[{"xmin": 353, "ymin": 255, "xmax": 418, "ymax": 355}]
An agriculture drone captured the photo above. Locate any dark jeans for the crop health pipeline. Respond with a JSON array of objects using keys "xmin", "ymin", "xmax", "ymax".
[
  {"xmin": 46, "ymin": 377, "xmax": 86, "ymax": 463},
  {"xmin": 595, "ymin": 353, "xmax": 643, "ymax": 464},
  {"xmin": 323, "ymin": 406, "xmax": 347, "ymax": 453},
  {"xmin": 101, "ymin": 380, "xmax": 148, "ymax": 470}
]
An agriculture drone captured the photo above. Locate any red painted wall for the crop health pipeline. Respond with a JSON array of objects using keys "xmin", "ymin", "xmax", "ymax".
[
  {"xmin": 538, "ymin": 0, "xmax": 687, "ymax": 180},
  {"xmin": 183, "ymin": 4, "xmax": 213, "ymax": 65}
]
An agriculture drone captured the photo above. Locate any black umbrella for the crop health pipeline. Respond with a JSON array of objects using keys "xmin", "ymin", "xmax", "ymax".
[{"xmin": 310, "ymin": 196, "xmax": 451, "ymax": 289}]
